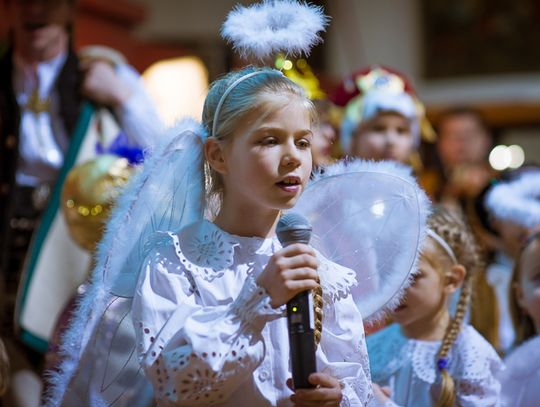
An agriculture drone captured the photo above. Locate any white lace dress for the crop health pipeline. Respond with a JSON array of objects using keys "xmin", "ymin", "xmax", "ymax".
[
  {"xmin": 498, "ymin": 335, "xmax": 540, "ymax": 407},
  {"xmin": 132, "ymin": 220, "xmax": 372, "ymax": 406},
  {"xmin": 367, "ymin": 323, "xmax": 503, "ymax": 407}
]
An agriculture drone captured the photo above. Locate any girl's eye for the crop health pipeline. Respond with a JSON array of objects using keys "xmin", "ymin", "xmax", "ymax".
[
  {"xmin": 297, "ymin": 138, "xmax": 311, "ymax": 149},
  {"xmin": 372, "ymin": 125, "xmax": 387, "ymax": 133},
  {"xmin": 397, "ymin": 127, "xmax": 410, "ymax": 134},
  {"xmin": 260, "ymin": 137, "xmax": 278, "ymax": 146}
]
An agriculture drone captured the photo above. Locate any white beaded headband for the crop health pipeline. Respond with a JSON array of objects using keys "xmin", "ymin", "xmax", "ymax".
[{"xmin": 427, "ymin": 229, "xmax": 457, "ymax": 265}]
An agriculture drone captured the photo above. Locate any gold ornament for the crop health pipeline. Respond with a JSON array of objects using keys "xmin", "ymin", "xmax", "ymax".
[
  {"xmin": 61, "ymin": 155, "xmax": 134, "ymax": 252},
  {"xmin": 276, "ymin": 54, "xmax": 326, "ymax": 100}
]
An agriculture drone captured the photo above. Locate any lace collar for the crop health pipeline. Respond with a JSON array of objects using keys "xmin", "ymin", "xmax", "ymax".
[
  {"xmin": 368, "ymin": 324, "xmax": 502, "ymax": 385},
  {"xmin": 159, "ymin": 220, "xmax": 279, "ymax": 281},
  {"xmin": 147, "ymin": 220, "xmax": 358, "ymax": 299}
]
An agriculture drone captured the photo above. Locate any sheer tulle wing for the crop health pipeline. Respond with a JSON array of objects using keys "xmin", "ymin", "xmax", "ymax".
[
  {"xmin": 291, "ymin": 160, "xmax": 430, "ymax": 321},
  {"xmin": 46, "ymin": 119, "xmax": 206, "ymax": 406}
]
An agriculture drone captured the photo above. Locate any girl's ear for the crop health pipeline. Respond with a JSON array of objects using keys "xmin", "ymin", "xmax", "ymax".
[
  {"xmin": 444, "ymin": 264, "xmax": 466, "ymax": 294},
  {"xmin": 205, "ymin": 138, "xmax": 228, "ymax": 175}
]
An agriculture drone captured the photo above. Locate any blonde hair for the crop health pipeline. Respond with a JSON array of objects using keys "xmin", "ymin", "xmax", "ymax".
[
  {"xmin": 510, "ymin": 232, "xmax": 540, "ymax": 345},
  {"xmin": 427, "ymin": 206, "xmax": 484, "ymax": 407},
  {"xmin": 313, "ymin": 285, "xmax": 324, "ymax": 346},
  {"xmin": 202, "ymin": 67, "xmax": 316, "ymax": 206}
]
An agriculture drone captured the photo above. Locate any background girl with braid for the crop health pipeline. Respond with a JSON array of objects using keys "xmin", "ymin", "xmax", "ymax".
[{"xmin": 367, "ymin": 206, "xmax": 502, "ymax": 407}]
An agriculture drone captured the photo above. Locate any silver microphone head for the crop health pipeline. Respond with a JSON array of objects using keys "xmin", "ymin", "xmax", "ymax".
[{"xmin": 276, "ymin": 213, "xmax": 312, "ymax": 246}]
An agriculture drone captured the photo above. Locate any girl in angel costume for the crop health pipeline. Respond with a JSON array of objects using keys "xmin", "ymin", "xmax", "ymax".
[
  {"xmin": 486, "ymin": 171, "xmax": 540, "ymax": 406},
  {"xmin": 331, "ymin": 66, "xmax": 435, "ymax": 167},
  {"xmin": 44, "ymin": 2, "xmax": 430, "ymax": 406},
  {"xmin": 368, "ymin": 206, "xmax": 503, "ymax": 407}
]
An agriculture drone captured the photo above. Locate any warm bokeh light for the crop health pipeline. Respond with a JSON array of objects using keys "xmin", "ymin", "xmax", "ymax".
[
  {"xmin": 142, "ymin": 56, "xmax": 208, "ymax": 126},
  {"xmin": 489, "ymin": 144, "xmax": 525, "ymax": 171},
  {"xmin": 508, "ymin": 144, "xmax": 525, "ymax": 169}
]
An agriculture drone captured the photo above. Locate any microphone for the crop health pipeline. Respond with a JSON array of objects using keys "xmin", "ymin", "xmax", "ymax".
[{"xmin": 276, "ymin": 213, "xmax": 317, "ymax": 389}]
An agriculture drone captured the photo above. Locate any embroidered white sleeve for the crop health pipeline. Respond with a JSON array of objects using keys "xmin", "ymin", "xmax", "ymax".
[
  {"xmin": 316, "ymin": 292, "xmax": 373, "ymax": 406},
  {"xmin": 132, "ymin": 246, "xmax": 282, "ymax": 406}
]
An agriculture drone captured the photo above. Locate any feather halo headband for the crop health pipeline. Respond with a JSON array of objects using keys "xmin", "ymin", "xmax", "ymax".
[
  {"xmin": 221, "ymin": 0, "xmax": 329, "ymax": 61},
  {"xmin": 486, "ymin": 171, "xmax": 540, "ymax": 228}
]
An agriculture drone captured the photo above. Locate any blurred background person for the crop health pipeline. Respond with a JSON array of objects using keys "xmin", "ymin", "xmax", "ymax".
[
  {"xmin": 0, "ymin": 0, "xmax": 163, "ymax": 405},
  {"xmin": 435, "ymin": 107, "xmax": 495, "ymax": 205},
  {"xmin": 332, "ymin": 66, "xmax": 436, "ymax": 169}
]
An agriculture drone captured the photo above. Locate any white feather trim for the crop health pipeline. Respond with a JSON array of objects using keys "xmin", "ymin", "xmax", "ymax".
[
  {"xmin": 221, "ymin": 0, "xmax": 329, "ymax": 60},
  {"xmin": 486, "ymin": 171, "xmax": 540, "ymax": 228}
]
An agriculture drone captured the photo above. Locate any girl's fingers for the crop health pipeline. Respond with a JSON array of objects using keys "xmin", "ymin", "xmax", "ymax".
[
  {"xmin": 295, "ymin": 388, "xmax": 340, "ymax": 401},
  {"xmin": 285, "ymin": 279, "xmax": 319, "ymax": 293},
  {"xmin": 286, "ymin": 378, "xmax": 294, "ymax": 391},
  {"xmin": 279, "ymin": 243, "xmax": 317, "ymax": 258},
  {"xmin": 283, "ymin": 267, "xmax": 319, "ymax": 282},
  {"xmin": 279, "ymin": 254, "xmax": 319, "ymax": 270},
  {"xmin": 308, "ymin": 372, "xmax": 341, "ymax": 389}
]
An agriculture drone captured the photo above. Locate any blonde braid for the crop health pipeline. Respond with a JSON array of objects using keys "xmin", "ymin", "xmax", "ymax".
[
  {"xmin": 428, "ymin": 206, "xmax": 484, "ymax": 407},
  {"xmin": 435, "ymin": 270, "xmax": 475, "ymax": 407},
  {"xmin": 313, "ymin": 285, "xmax": 324, "ymax": 346}
]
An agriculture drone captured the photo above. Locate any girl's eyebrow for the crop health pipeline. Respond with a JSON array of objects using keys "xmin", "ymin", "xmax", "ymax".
[{"xmin": 255, "ymin": 126, "xmax": 313, "ymax": 136}]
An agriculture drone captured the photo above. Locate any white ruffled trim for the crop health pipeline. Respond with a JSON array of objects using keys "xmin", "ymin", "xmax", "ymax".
[
  {"xmin": 221, "ymin": 0, "xmax": 329, "ymax": 60},
  {"xmin": 230, "ymin": 275, "xmax": 285, "ymax": 329},
  {"xmin": 317, "ymin": 253, "xmax": 357, "ymax": 302},
  {"xmin": 486, "ymin": 171, "xmax": 540, "ymax": 228}
]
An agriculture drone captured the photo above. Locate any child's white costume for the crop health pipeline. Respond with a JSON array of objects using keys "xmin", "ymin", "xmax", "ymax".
[
  {"xmin": 498, "ymin": 335, "xmax": 540, "ymax": 406},
  {"xmin": 367, "ymin": 324, "xmax": 503, "ymax": 406},
  {"xmin": 44, "ymin": 2, "xmax": 431, "ymax": 406},
  {"xmin": 134, "ymin": 220, "xmax": 370, "ymax": 405}
]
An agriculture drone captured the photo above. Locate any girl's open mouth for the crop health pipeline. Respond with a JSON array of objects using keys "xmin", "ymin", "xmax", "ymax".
[{"xmin": 276, "ymin": 176, "xmax": 301, "ymax": 193}]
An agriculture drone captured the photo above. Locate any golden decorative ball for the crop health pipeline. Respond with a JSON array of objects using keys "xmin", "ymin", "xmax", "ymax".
[{"xmin": 61, "ymin": 154, "xmax": 134, "ymax": 252}]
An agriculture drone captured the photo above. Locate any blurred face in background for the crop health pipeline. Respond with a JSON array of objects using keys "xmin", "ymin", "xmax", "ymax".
[
  {"xmin": 311, "ymin": 120, "xmax": 337, "ymax": 167},
  {"xmin": 9, "ymin": 0, "xmax": 74, "ymax": 61},
  {"xmin": 351, "ymin": 111, "xmax": 414, "ymax": 163},
  {"xmin": 437, "ymin": 112, "xmax": 492, "ymax": 169}
]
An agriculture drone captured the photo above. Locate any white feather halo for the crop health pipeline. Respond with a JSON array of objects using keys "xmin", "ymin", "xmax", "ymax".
[
  {"xmin": 221, "ymin": 0, "xmax": 329, "ymax": 60},
  {"xmin": 486, "ymin": 171, "xmax": 540, "ymax": 228}
]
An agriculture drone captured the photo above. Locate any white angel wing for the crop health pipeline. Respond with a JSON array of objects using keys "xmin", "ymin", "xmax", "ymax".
[
  {"xmin": 45, "ymin": 119, "xmax": 206, "ymax": 406},
  {"xmin": 291, "ymin": 159, "xmax": 430, "ymax": 321}
]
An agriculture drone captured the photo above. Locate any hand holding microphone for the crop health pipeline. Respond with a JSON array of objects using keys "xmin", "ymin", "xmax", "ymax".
[{"xmin": 257, "ymin": 213, "xmax": 319, "ymax": 389}]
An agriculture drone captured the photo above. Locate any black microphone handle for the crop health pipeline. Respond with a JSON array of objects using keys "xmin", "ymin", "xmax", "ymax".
[
  {"xmin": 286, "ymin": 290, "xmax": 317, "ymax": 389},
  {"xmin": 276, "ymin": 213, "xmax": 317, "ymax": 389}
]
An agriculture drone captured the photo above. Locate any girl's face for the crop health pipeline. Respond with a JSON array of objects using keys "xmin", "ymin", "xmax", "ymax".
[
  {"xmin": 392, "ymin": 238, "xmax": 462, "ymax": 338},
  {"xmin": 351, "ymin": 112, "xmax": 414, "ymax": 163},
  {"xmin": 219, "ymin": 95, "xmax": 313, "ymax": 213},
  {"xmin": 516, "ymin": 239, "xmax": 540, "ymax": 333}
]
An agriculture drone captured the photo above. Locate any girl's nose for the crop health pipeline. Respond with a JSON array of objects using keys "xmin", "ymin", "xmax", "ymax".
[
  {"xmin": 281, "ymin": 141, "xmax": 301, "ymax": 168},
  {"xmin": 385, "ymin": 130, "xmax": 399, "ymax": 145}
]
